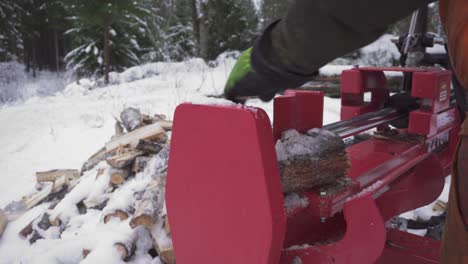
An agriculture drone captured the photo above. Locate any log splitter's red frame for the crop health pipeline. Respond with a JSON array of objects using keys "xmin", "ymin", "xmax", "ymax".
[{"xmin": 166, "ymin": 67, "xmax": 460, "ymax": 264}]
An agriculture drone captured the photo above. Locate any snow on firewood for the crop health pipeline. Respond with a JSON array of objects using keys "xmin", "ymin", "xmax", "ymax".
[
  {"xmin": 284, "ymin": 193, "xmax": 310, "ymax": 214},
  {"xmin": 276, "ymin": 128, "xmax": 350, "ymax": 193}
]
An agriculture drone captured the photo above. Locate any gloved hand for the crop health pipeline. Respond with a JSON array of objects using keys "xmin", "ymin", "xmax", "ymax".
[{"xmin": 224, "ymin": 48, "xmax": 284, "ymax": 104}]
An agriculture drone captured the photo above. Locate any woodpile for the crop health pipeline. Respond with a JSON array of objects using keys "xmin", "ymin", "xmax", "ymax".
[{"xmin": 2, "ymin": 108, "xmax": 176, "ymax": 263}]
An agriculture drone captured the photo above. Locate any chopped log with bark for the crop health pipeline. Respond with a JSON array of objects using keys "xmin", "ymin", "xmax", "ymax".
[
  {"xmin": 156, "ymin": 120, "xmax": 173, "ymax": 131},
  {"xmin": 164, "ymin": 215, "xmax": 170, "ymax": 235},
  {"xmin": 105, "ymin": 123, "xmax": 166, "ymax": 151},
  {"xmin": 109, "ymin": 169, "xmax": 130, "ymax": 185},
  {"xmin": 130, "ymin": 177, "xmax": 166, "ymax": 229},
  {"xmin": 136, "ymin": 140, "xmax": 163, "ymax": 155},
  {"xmin": 151, "ymin": 222, "xmax": 175, "ymax": 264},
  {"xmin": 276, "ymin": 129, "xmax": 350, "ymax": 193},
  {"xmin": 132, "ymin": 157, "xmax": 152, "ymax": 173},
  {"xmin": 115, "ymin": 120, "xmax": 125, "ymax": 137},
  {"xmin": 82, "ymin": 249, "xmax": 91, "ymax": 259},
  {"xmin": 19, "ymin": 218, "xmax": 36, "ymax": 239},
  {"xmin": 0, "ymin": 209, "xmax": 7, "ymax": 237},
  {"xmin": 82, "ymin": 147, "xmax": 117, "ymax": 173},
  {"xmin": 106, "ymin": 150, "xmax": 144, "ymax": 169},
  {"xmin": 103, "ymin": 210, "xmax": 129, "ymax": 223},
  {"xmin": 113, "ymin": 231, "xmax": 138, "ymax": 260},
  {"xmin": 433, "ymin": 200, "xmax": 447, "ymax": 213},
  {"xmin": 36, "ymin": 169, "xmax": 80, "ymax": 183},
  {"xmin": 121, "ymin": 108, "xmax": 143, "ymax": 132}
]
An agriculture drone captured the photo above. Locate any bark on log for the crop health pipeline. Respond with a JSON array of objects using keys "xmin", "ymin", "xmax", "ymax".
[
  {"xmin": 19, "ymin": 218, "xmax": 35, "ymax": 239},
  {"xmin": 156, "ymin": 120, "xmax": 173, "ymax": 131},
  {"xmin": 105, "ymin": 123, "xmax": 166, "ymax": 151},
  {"xmin": 121, "ymin": 108, "xmax": 143, "ymax": 132},
  {"xmin": 36, "ymin": 169, "xmax": 80, "ymax": 183},
  {"xmin": 114, "ymin": 231, "xmax": 138, "ymax": 261},
  {"xmin": 104, "ymin": 210, "xmax": 129, "ymax": 223},
  {"xmin": 106, "ymin": 150, "xmax": 144, "ymax": 169},
  {"xmin": 136, "ymin": 140, "xmax": 163, "ymax": 155},
  {"xmin": 132, "ymin": 157, "xmax": 152, "ymax": 173},
  {"xmin": 130, "ymin": 177, "xmax": 166, "ymax": 229},
  {"xmin": 164, "ymin": 215, "xmax": 170, "ymax": 235},
  {"xmin": 82, "ymin": 147, "xmax": 117, "ymax": 173},
  {"xmin": 82, "ymin": 249, "xmax": 91, "ymax": 259},
  {"xmin": 151, "ymin": 225, "xmax": 175, "ymax": 264},
  {"xmin": 0, "ymin": 209, "xmax": 7, "ymax": 237},
  {"xmin": 109, "ymin": 169, "xmax": 130, "ymax": 185},
  {"xmin": 276, "ymin": 129, "xmax": 350, "ymax": 193},
  {"xmin": 433, "ymin": 200, "xmax": 447, "ymax": 212}
]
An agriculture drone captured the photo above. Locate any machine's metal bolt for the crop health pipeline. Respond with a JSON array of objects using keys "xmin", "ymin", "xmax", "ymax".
[
  {"xmin": 320, "ymin": 191, "xmax": 327, "ymax": 197},
  {"xmin": 320, "ymin": 217, "xmax": 327, "ymax": 223}
]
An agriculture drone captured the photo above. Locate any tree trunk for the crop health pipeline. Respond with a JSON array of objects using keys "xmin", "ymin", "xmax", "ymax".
[
  {"xmin": 191, "ymin": 0, "xmax": 201, "ymax": 56},
  {"xmin": 54, "ymin": 29, "xmax": 60, "ymax": 72},
  {"xmin": 103, "ymin": 14, "xmax": 110, "ymax": 84}
]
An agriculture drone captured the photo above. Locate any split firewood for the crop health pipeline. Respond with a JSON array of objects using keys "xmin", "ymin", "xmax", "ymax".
[
  {"xmin": 109, "ymin": 169, "xmax": 130, "ymax": 185},
  {"xmin": 115, "ymin": 120, "xmax": 125, "ymax": 137},
  {"xmin": 121, "ymin": 107, "xmax": 143, "ymax": 132},
  {"xmin": 132, "ymin": 157, "xmax": 152, "ymax": 173},
  {"xmin": 104, "ymin": 210, "xmax": 129, "ymax": 223},
  {"xmin": 19, "ymin": 219, "xmax": 34, "ymax": 239},
  {"xmin": 276, "ymin": 129, "xmax": 350, "ymax": 193},
  {"xmin": 106, "ymin": 150, "xmax": 144, "ymax": 169},
  {"xmin": 82, "ymin": 147, "xmax": 117, "ymax": 173},
  {"xmin": 36, "ymin": 169, "xmax": 80, "ymax": 183},
  {"xmin": 130, "ymin": 177, "xmax": 166, "ymax": 229},
  {"xmin": 151, "ymin": 222, "xmax": 175, "ymax": 264},
  {"xmin": 164, "ymin": 215, "xmax": 170, "ymax": 235},
  {"xmin": 105, "ymin": 123, "xmax": 166, "ymax": 151},
  {"xmin": 83, "ymin": 197, "xmax": 109, "ymax": 210},
  {"xmin": 433, "ymin": 200, "xmax": 447, "ymax": 212},
  {"xmin": 114, "ymin": 237, "xmax": 136, "ymax": 261},
  {"xmin": 156, "ymin": 120, "xmax": 173, "ymax": 131},
  {"xmin": 82, "ymin": 249, "xmax": 91, "ymax": 259},
  {"xmin": 142, "ymin": 113, "xmax": 167, "ymax": 125},
  {"xmin": 96, "ymin": 168, "xmax": 106, "ymax": 179},
  {"xmin": 136, "ymin": 139, "xmax": 163, "ymax": 155},
  {"xmin": 0, "ymin": 209, "xmax": 7, "ymax": 237},
  {"xmin": 4, "ymin": 183, "xmax": 53, "ymax": 221}
]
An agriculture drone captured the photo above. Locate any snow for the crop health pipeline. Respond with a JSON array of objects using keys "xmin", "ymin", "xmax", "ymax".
[{"xmin": 0, "ymin": 47, "xmax": 449, "ymax": 261}]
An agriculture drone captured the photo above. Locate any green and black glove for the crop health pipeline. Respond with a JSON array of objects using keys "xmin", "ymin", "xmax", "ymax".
[
  {"xmin": 224, "ymin": 48, "xmax": 280, "ymax": 104},
  {"xmin": 224, "ymin": 21, "xmax": 318, "ymax": 104}
]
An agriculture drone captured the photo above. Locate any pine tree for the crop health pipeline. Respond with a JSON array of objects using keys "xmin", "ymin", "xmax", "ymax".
[
  {"xmin": 64, "ymin": 0, "xmax": 146, "ymax": 82},
  {"xmin": 260, "ymin": 0, "xmax": 290, "ymax": 28},
  {"xmin": 201, "ymin": 0, "xmax": 258, "ymax": 60},
  {"xmin": 0, "ymin": 1, "xmax": 22, "ymax": 61}
]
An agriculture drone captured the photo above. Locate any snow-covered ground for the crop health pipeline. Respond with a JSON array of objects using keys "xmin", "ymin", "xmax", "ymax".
[{"xmin": 0, "ymin": 35, "xmax": 449, "ymax": 263}]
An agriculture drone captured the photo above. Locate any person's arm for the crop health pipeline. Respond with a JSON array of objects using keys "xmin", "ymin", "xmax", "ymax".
[
  {"xmin": 440, "ymin": 0, "xmax": 468, "ymax": 226},
  {"xmin": 225, "ymin": 0, "xmax": 434, "ymax": 103}
]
